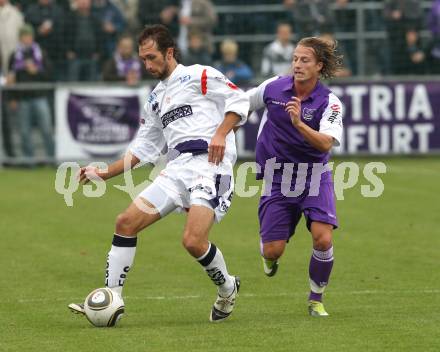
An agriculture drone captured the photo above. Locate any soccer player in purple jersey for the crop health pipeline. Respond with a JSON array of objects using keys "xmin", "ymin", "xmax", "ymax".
[{"xmin": 247, "ymin": 37, "xmax": 344, "ymax": 316}]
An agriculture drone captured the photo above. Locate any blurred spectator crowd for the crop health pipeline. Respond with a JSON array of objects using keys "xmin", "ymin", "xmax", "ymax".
[
  {"xmin": 1, "ymin": 0, "xmax": 439, "ymax": 84},
  {"xmin": 0, "ymin": 0, "xmax": 440, "ymax": 162}
]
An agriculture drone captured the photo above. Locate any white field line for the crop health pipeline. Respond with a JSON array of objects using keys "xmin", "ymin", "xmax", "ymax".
[{"xmin": 13, "ymin": 289, "xmax": 440, "ymax": 304}]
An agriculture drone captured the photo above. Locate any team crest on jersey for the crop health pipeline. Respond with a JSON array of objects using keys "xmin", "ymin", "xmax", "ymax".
[
  {"xmin": 152, "ymin": 101, "xmax": 159, "ymax": 113},
  {"xmin": 302, "ymin": 107, "xmax": 316, "ymax": 121}
]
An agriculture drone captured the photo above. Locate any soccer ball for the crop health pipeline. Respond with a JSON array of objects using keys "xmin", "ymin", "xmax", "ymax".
[{"xmin": 84, "ymin": 287, "xmax": 125, "ymax": 327}]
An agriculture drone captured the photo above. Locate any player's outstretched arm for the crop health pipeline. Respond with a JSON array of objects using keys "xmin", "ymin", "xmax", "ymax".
[{"xmin": 78, "ymin": 152, "xmax": 140, "ymax": 184}]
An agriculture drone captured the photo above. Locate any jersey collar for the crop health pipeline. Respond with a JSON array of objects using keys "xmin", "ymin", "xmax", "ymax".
[
  {"xmin": 162, "ymin": 64, "xmax": 184, "ymax": 84},
  {"xmin": 285, "ymin": 76, "xmax": 325, "ymax": 102}
]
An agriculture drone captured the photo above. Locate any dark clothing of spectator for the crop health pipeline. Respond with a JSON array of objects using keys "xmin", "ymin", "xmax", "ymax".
[
  {"xmin": 8, "ymin": 43, "xmax": 54, "ymax": 158},
  {"xmin": 1, "ymin": 99, "xmax": 15, "ymax": 157},
  {"xmin": 428, "ymin": 0, "xmax": 440, "ymax": 74},
  {"xmin": 215, "ymin": 60, "xmax": 253, "ymax": 85},
  {"xmin": 65, "ymin": 10, "xmax": 104, "ymax": 59},
  {"xmin": 112, "ymin": 0, "xmax": 140, "ymax": 34},
  {"xmin": 8, "ymin": 43, "xmax": 53, "ymax": 98},
  {"xmin": 183, "ymin": 48, "xmax": 212, "ymax": 66},
  {"xmin": 180, "ymin": 0, "xmax": 217, "ymax": 54},
  {"xmin": 290, "ymin": 0, "xmax": 334, "ymax": 37},
  {"xmin": 64, "ymin": 9, "xmax": 104, "ymax": 81},
  {"xmin": 10, "ymin": 0, "xmax": 31, "ymax": 12},
  {"xmin": 384, "ymin": 0, "xmax": 423, "ymax": 29},
  {"xmin": 93, "ymin": 0, "xmax": 127, "ymax": 59},
  {"xmin": 25, "ymin": 1, "xmax": 65, "ymax": 72},
  {"xmin": 403, "ymin": 47, "xmax": 427, "ymax": 74},
  {"xmin": 401, "ymin": 32, "xmax": 427, "ymax": 75},
  {"xmin": 1, "ymin": 52, "xmax": 15, "ymax": 157},
  {"xmin": 138, "ymin": 0, "xmax": 179, "ymax": 38},
  {"xmin": 383, "ymin": 0, "xmax": 423, "ymax": 74}
]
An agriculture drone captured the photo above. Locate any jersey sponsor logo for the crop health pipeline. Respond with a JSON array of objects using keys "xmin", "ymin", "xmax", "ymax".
[
  {"xmin": 161, "ymin": 105, "xmax": 193, "ymax": 128},
  {"xmin": 269, "ymin": 99, "xmax": 287, "ymax": 107},
  {"xmin": 302, "ymin": 107, "xmax": 316, "ymax": 121},
  {"xmin": 148, "ymin": 92, "xmax": 157, "ymax": 104},
  {"xmin": 178, "ymin": 75, "xmax": 191, "ymax": 84},
  {"xmin": 327, "ymin": 109, "xmax": 340, "ymax": 124}
]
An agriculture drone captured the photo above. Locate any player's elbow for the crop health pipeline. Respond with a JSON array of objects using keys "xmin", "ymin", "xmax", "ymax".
[
  {"xmin": 316, "ymin": 135, "xmax": 334, "ymax": 153},
  {"xmin": 317, "ymin": 143, "xmax": 333, "ymax": 153},
  {"xmin": 319, "ymin": 145, "xmax": 332, "ymax": 153}
]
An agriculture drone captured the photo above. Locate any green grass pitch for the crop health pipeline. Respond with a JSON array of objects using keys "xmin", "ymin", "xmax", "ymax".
[{"xmin": 0, "ymin": 157, "xmax": 439, "ymax": 351}]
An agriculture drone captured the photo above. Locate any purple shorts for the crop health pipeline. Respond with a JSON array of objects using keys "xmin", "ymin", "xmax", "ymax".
[{"xmin": 258, "ymin": 181, "xmax": 338, "ymax": 243}]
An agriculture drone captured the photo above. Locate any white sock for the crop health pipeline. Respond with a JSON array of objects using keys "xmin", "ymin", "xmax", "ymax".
[
  {"xmin": 197, "ymin": 242, "xmax": 234, "ymax": 296},
  {"xmin": 105, "ymin": 234, "xmax": 137, "ymax": 295}
]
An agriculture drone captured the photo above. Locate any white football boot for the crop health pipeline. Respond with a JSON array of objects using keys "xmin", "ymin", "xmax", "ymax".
[{"xmin": 210, "ymin": 276, "xmax": 240, "ymax": 322}]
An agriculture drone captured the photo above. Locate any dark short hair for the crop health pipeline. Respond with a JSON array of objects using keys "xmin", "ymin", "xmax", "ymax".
[
  {"xmin": 297, "ymin": 36, "xmax": 343, "ymax": 79},
  {"xmin": 137, "ymin": 24, "xmax": 180, "ymax": 62}
]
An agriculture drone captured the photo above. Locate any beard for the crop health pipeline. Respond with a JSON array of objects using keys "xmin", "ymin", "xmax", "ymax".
[{"xmin": 155, "ymin": 61, "xmax": 170, "ymax": 81}]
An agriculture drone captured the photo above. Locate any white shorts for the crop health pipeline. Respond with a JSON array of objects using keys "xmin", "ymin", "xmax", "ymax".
[{"xmin": 137, "ymin": 153, "xmax": 234, "ymax": 222}]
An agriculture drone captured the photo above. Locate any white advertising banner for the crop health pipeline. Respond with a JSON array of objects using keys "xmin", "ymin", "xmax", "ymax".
[{"xmin": 56, "ymin": 86, "xmax": 149, "ymax": 161}]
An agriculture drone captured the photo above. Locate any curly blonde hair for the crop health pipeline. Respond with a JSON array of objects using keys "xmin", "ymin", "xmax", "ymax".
[{"xmin": 297, "ymin": 37, "xmax": 343, "ymax": 79}]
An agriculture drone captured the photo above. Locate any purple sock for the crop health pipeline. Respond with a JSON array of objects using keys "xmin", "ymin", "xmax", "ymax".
[{"xmin": 308, "ymin": 247, "xmax": 334, "ymax": 301}]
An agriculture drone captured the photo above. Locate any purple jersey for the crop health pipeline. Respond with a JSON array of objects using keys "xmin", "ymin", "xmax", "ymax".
[
  {"xmin": 247, "ymin": 75, "xmax": 343, "ymax": 184},
  {"xmin": 248, "ymin": 75, "xmax": 343, "ymax": 240}
]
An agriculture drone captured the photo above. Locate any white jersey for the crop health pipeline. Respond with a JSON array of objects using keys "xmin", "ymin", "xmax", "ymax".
[
  {"xmin": 130, "ymin": 64, "xmax": 249, "ymax": 164},
  {"xmin": 261, "ymin": 40, "xmax": 295, "ymax": 77}
]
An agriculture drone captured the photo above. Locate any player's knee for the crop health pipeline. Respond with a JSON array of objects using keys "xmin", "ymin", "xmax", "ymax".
[
  {"xmin": 312, "ymin": 231, "xmax": 332, "ymax": 251},
  {"xmin": 115, "ymin": 212, "xmax": 137, "ymax": 236},
  {"xmin": 263, "ymin": 243, "xmax": 285, "ymax": 260},
  {"xmin": 311, "ymin": 222, "xmax": 333, "ymax": 251},
  {"xmin": 182, "ymin": 231, "xmax": 204, "ymax": 255}
]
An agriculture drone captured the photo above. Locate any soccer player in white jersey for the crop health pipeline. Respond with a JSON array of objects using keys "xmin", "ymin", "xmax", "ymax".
[{"xmin": 68, "ymin": 24, "xmax": 249, "ymax": 322}]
